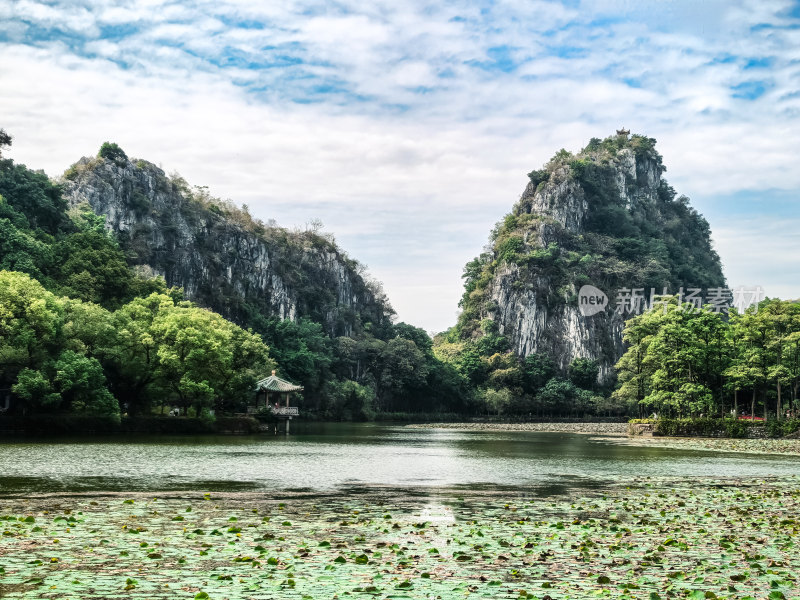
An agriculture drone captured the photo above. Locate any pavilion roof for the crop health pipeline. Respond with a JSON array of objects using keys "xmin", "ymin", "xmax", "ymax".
[{"xmin": 255, "ymin": 372, "xmax": 304, "ymax": 393}]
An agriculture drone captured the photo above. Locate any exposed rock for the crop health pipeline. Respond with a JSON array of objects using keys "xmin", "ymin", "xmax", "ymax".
[
  {"xmin": 458, "ymin": 134, "xmax": 725, "ymax": 381},
  {"xmin": 60, "ymin": 156, "xmax": 393, "ymax": 336}
]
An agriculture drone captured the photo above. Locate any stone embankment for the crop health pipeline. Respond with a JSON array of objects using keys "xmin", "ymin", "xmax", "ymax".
[
  {"xmin": 406, "ymin": 422, "xmax": 628, "ymax": 435},
  {"xmin": 610, "ymin": 436, "xmax": 800, "ymax": 456}
]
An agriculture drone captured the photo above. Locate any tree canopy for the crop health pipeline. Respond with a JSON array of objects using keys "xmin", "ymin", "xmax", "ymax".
[
  {"xmin": 615, "ymin": 298, "xmax": 800, "ymax": 419},
  {"xmin": 0, "ymin": 134, "xmax": 471, "ymax": 421}
]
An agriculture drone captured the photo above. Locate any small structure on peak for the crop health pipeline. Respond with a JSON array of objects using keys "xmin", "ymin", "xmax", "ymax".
[
  {"xmin": 616, "ymin": 128, "xmax": 630, "ymax": 137},
  {"xmin": 253, "ymin": 370, "xmax": 303, "ymax": 433}
]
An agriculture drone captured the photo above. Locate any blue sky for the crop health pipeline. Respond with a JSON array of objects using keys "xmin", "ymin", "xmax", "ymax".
[{"xmin": 1, "ymin": 0, "xmax": 799, "ymax": 332}]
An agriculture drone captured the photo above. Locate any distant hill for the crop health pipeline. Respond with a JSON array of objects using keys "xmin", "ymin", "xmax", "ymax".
[
  {"xmin": 60, "ymin": 149, "xmax": 394, "ymax": 339},
  {"xmin": 1, "ymin": 136, "xmax": 472, "ymax": 420},
  {"xmin": 441, "ymin": 132, "xmax": 725, "ymax": 391}
]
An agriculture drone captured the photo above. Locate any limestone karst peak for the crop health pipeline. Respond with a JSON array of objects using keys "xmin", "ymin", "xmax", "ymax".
[{"xmin": 452, "ymin": 133, "xmax": 724, "ymax": 381}]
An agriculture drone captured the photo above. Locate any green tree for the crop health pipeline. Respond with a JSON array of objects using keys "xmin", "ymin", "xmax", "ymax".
[
  {"xmin": 332, "ymin": 335, "xmax": 384, "ymax": 385},
  {"xmin": 0, "ymin": 128, "xmax": 11, "ymax": 157},
  {"xmin": 424, "ymin": 360, "xmax": 474, "ymax": 414},
  {"xmin": 149, "ymin": 300, "xmax": 275, "ymax": 417},
  {"xmin": 485, "ymin": 352, "xmax": 523, "ymax": 390},
  {"xmin": 392, "ymin": 322, "xmax": 433, "ymax": 355},
  {"xmin": 0, "ymin": 156, "xmax": 67, "ymax": 234},
  {"xmin": 150, "ymin": 304, "xmax": 233, "ymax": 416},
  {"xmin": 0, "ymin": 272, "xmax": 120, "ymax": 417},
  {"xmin": 760, "ymin": 299, "xmax": 796, "ymax": 419},
  {"xmin": 106, "ymin": 293, "xmax": 172, "ymax": 415},
  {"xmin": 375, "ymin": 337, "xmax": 429, "ymax": 412},
  {"xmin": 538, "ymin": 378, "xmax": 579, "ymax": 416},
  {"xmin": 434, "ymin": 340, "xmax": 488, "ymax": 386},
  {"xmin": 48, "ymin": 350, "xmax": 119, "ymax": 416},
  {"xmin": 643, "ymin": 305, "xmax": 724, "ymax": 417},
  {"xmin": 62, "ymin": 297, "xmax": 117, "ymax": 359},
  {"xmin": 613, "ymin": 307, "xmax": 662, "ymax": 414},
  {"xmin": 98, "ymin": 142, "xmax": 128, "ymax": 165},
  {"xmin": 738, "ymin": 306, "xmax": 773, "ymax": 420},
  {"xmin": 781, "ymin": 304, "xmax": 800, "ymax": 416},
  {"xmin": 484, "ymin": 387, "xmax": 512, "ymax": 416},
  {"xmin": 0, "ymin": 214, "xmax": 53, "ymax": 281},
  {"xmin": 257, "ymin": 317, "xmax": 333, "ymax": 401},
  {"xmin": 522, "ymin": 353, "xmax": 556, "ymax": 394},
  {"xmin": 215, "ymin": 324, "xmax": 276, "ymax": 414},
  {"xmin": 569, "ymin": 357, "xmax": 599, "ymax": 390},
  {"xmin": 723, "ymin": 310, "xmax": 757, "ymax": 418},
  {"xmin": 0, "ymin": 271, "xmax": 64, "ymax": 396},
  {"xmin": 12, "ymin": 368, "xmax": 62, "ymax": 412},
  {"xmin": 52, "ymin": 230, "xmax": 134, "ymax": 307},
  {"xmin": 615, "ymin": 300, "xmax": 730, "ymax": 418},
  {"xmin": 322, "ymin": 379, "xmax": 375, "ymax": 421}
]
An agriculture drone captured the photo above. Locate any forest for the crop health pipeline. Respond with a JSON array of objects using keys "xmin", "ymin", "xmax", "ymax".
[
  {"xmin": 0, "ymin": 131, "xmax": 471, "ymax": 423},
  {"xmin": 615, "ymin": 297, "xmax": 800, "ymax": 420},
  {"xmin": 1, "ymin": 128, "xmax": 798, "ymax": 426}
]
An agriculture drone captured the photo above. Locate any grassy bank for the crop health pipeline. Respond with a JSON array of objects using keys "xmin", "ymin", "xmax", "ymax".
[{"xmin": 1, "ymin": 477, "xmax": 798, "ymax": 599}]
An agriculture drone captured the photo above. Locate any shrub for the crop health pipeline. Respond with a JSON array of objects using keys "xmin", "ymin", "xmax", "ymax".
[
  {"xmin": 496, "ymin": 236, "xmax": 523, "ymax": 263},
  {"xmin": 722, "ymin": 419, "xmax": 748, "ymax": 438},
  {"xmin": 639, "ymin": 417, "xmax": 756, "ymax": 438},
  {"xmin": 765, "ymin": 419, "xmax": 800, "ymax": 438},
  {"xmin": 98, "ymin": 142, "xmax": 128, "ymax": 165},
  {"xmin": 527, "ymin": 169, "xmax": 549, "ymax": 188}
]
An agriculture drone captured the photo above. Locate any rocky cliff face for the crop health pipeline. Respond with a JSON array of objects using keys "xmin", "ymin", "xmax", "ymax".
[
  {"xmin": 458, "ymin": 134, "xmax": 725, "ymax": 380},
  {"xmin": 485, "ymin": 261, "xmax": 624, "ymax": 381},
  {"xmin": 60, "ymin": 155, "xmax": 393, "ymax": 337}
]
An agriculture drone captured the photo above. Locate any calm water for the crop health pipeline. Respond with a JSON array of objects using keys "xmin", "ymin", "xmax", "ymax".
[{"xmin": 1, "ymin": 423, "xmax": 799, "ymax": 495}]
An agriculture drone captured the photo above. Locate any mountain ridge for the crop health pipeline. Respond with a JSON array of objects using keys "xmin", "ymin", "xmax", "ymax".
[
  {"xmin": 60, "ymin": 151, "xmax": 395, "ymax": 340},
  {"xmin": 448, "ymin": 132, "xmax": 726, "ymax": 383}
]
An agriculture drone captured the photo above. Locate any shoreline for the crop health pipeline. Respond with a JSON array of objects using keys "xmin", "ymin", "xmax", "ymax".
[
  {"xmin": 603, "ymin": 434, "xmax": 800, "ymax": 457},
  {"xmin": 2, "ymin": 473, "xmax": 797, "ymax": 501},
  {"xmin": 406, "ymin": 421, "xmax": 629, "ymax": 435},
  {"xmin": 408, "ymin": 421, "xmax": 800, "ymax": 456}
]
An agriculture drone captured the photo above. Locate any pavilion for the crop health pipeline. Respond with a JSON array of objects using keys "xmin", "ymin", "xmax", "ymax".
[{"xmin": 253, "ymin": 371, "xmax": 302, "ymax": 430}]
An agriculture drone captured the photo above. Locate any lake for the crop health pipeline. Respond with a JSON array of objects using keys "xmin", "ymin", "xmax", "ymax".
[{"xmin": 2, "ymin": 423, "xmax": 799, "ymax": 495}]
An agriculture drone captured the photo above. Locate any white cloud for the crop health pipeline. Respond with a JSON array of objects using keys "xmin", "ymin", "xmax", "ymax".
[
  {"xmin": 9, "ymin": 0, "xmax": 99, "ymax": 36},
  {"xmin": 713, "ymin": 216, "xmax": 800, "ymax": 300}
]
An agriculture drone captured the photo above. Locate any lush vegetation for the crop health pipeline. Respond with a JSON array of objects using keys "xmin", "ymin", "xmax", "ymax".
[
  {"xmin": 431, "ymin": 133, "xmax": 725, "ymax": 417},
  {"xmin": 4, "ymin": 129, "xmax": 795, "ymax": 427},
  {"xmin": 0, "ymin": 136, "xmax": 162, "ymax": 308},
  {"xmin": 433, "ymin": 320, "xmax": 613, "ymax": 417},
  {"xmin": 244, "ymin": 314, "xmax": 474, "ymax": 420},
  {"xmin": 631, "ymin": 417, "xmax": 800, "ymax": 438},
  {"xmin": 616, "ymin": 298, "xmax": 800, "ymax": 420},
  {"xmin": 0, "ymin": 131, "xmax": 471, "ymax": 423},
  {"xmin": 2, "ymin": 479, "xmax": 799, "ymax": 598},
  {"xmin": 0, "ymin": 270, "xmax": 276, "ymax": 419},
  {"xmin": 453, "ymin": 133, "xmax": 724, "ymax": 342}
]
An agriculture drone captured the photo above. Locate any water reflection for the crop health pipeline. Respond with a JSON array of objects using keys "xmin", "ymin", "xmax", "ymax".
[{"xmin": 1, "ymin": 423, "xmax": 798, "ymax": 495}]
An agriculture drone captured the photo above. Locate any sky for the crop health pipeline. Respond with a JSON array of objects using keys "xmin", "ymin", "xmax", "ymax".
[{"xmin": 1, "ymin": 0, "xmax": 799, "ymax": 333}]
